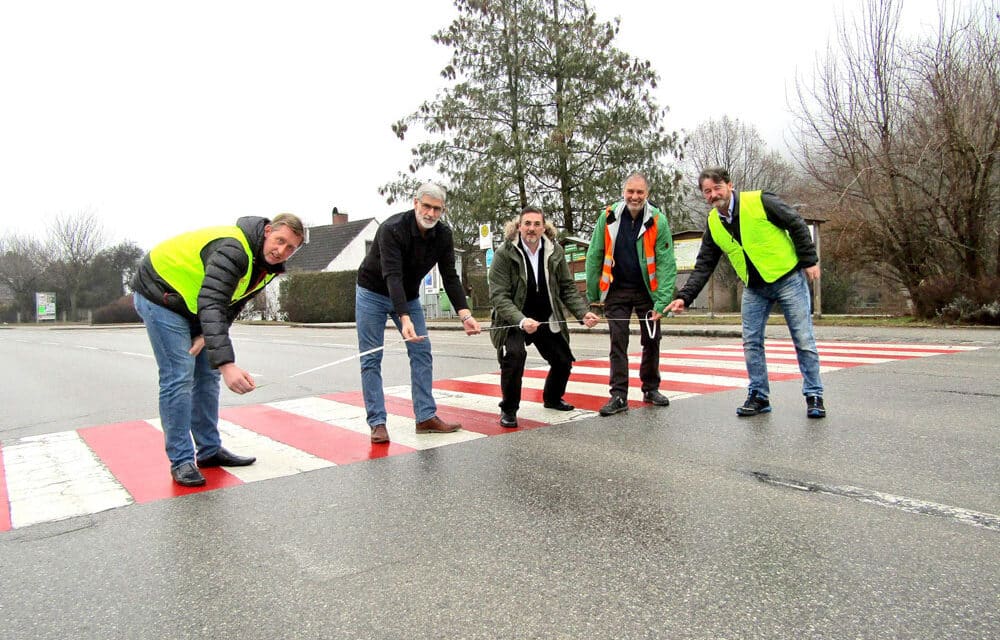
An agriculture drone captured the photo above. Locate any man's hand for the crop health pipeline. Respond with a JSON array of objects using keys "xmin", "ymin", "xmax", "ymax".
[
  {"xmin": 664, "ymin": 299, "xmax": 686, "ymax": 315},
  {"xmin": 463, "ymin": 316, "xmax": 481, "ymax": 336},
  {"xmin": 220, "ymin": 363, "xmax": 256, "ymax": 394},
  {"xmin": 458, "ymin": 309, "xmax": 481, "ymax": 335},
  {"xmin": 522, "ymin": 318, "xmax": 541, "ymax": 334},
  {"xmin": 804, "ymin": 265, "xmax": 821, "ymax": 282},
  {"xmin": 649, "ymin": 310, "xmax": 662, "ymax": 321},
  {"xmin": 400, "ymin": 314, "xmax": 425, "ymax": 342},
  {"xmin": 582, "ymin": 311, "xmax": 600, "ymax": 328},
  {"xmin": 188, "ymin": 335, "xmax": 205, "ymax": 356}
]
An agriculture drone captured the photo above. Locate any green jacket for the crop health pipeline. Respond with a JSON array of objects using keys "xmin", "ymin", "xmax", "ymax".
[
  {"xmin": 585, "ymin": 201, "xmax": 676, "ymax": 312},
  {"xmin": 489, "ymin": 219, "xmax": 590, "ymax": 350}
]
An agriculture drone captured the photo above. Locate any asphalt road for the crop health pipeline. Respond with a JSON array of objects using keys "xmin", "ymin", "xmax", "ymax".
[{"xmin": 0, "ymin": 323, "xmax": 998, "ymax": 639}]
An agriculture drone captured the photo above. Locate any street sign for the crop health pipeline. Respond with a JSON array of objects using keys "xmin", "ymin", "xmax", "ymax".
[{"xmin": 478, "ymin": 223, "xmax": 492, "ymax": 250}]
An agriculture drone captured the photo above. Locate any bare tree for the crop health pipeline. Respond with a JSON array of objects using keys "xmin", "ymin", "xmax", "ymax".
[
  {"xmin": 792, "ymin": 0, "xmax": 1000, "ymax": 315},
  {"xmin": 676, "ymin": 116, "xmax": 799, "ymax": 230},
  {"xmin": 46, "ymin": 211, "xmax": 106, "ymax": 319},
  {"xmin": 0, "ymin": 234, "xmax": 49, "ymax": 319}
]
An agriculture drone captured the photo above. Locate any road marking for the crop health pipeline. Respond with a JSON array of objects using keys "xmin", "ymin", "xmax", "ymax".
[
  {"xmin": 3, "ymin": 431, "xmax": 133, "ymax": 528},
  {"xmin": 751, "ymin": 471, "xmax": 1000, "ymax": 532},
  {"xmin": 0, "ymin": 340, "xmax": 983, "ymax": 531}
]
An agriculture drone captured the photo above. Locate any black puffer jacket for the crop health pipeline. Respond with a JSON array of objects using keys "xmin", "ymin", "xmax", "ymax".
[{"xmin": 132, "ymin": 216, "xmax": 286, "ymax": 368}]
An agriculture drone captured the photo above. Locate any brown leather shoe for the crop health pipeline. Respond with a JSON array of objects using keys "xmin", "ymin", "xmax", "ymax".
[
  {"xmin": 415, "ymin": 415, "xmax": 460, "ymax": 434},
  {"xmin": 370, "ymin": 424, "xmax": 389, "ymax": 443}
]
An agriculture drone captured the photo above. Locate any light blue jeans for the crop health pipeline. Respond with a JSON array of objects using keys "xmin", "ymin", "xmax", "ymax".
[
  {"xmin": 134, "ymin": 293, "xmax": 222, "ymax": 468},
  {"xmin": 741, "ymin": 269, "xmax": 823, "ymax": 398},
  {"xmin": 355, "ymin": 285, "xmax": 436, "ymax": 427}
]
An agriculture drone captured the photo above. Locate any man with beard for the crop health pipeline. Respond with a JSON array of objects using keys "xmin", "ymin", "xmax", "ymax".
[
  {"xmin": 665, "ymin": 167, "xmax": 826, "ymax": 419},
  {"xmin": 489, "ymin": 207, "xmax": 600, "ymax": 428},
  {"xmin": 355, "ymin": 182, "xmax": 482, "ymax": 444},
  {"xmin": 585, "ymin": 172, "xmax": 676, "ymax": 417}
]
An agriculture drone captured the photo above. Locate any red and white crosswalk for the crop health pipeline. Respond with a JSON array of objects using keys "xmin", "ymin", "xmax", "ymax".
[{"xmin": 0, "ymin": 340, "xmax": 979, "ymax": 531}]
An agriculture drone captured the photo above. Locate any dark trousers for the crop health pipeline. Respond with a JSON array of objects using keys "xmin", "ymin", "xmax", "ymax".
[
  {"xmin": 498, "ymin": 326, "xmax": 574, "ymax": 412},
  {"xmin": 605, "ymin": 287, "xmax": 661, "ymax": 397}
]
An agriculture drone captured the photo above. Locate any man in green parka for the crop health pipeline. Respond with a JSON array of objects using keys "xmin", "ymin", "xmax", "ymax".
[
  {"xmin": 489, "ymin": 207, "xmax": 600, "ymax": 428},
  {"xmin": 585, "ymin": 173, "xmax": 676, "ymax": 417}
]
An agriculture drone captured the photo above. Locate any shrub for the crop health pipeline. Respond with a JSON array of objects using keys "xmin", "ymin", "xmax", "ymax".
[
  {"xmin": 915, "ymin": 275, "xmax": 1000, "ymax": 325},
  {"xmin": 281, "ymin": 271, "xmax": 357, "ymax": 323},
  {"xmin": 92, "ymin": 295, "xmax": 141, "ymax": 324}
]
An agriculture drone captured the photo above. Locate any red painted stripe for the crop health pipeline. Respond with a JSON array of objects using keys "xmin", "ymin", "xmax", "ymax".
[
  {"xmin": 518, "ymin": 369, "xmax": 739, "ymax": 394},
  {"xmin": 78, "ymin": 421, "xmax": 243, "ymax": 504},
  {"xmin": 221, "ymin": 404, "xmax": 415, "ymax": 462},
  {"xmin": 653, "ymin": 351, "xmax": 903, "ymax": 367},
  {"xmin": 0, "ymin": 443, "xmax": 11, "ymax": 532},
  {"xmin": 323, "ymin": 391, "xmax": 549, "ymax": 435},
  {"xmin": 430, "ymin": 379, "xmax": 643, "ymax": 413},
  {"xmin": 572, "ymin": 360, "xmax": 801, "ymax": 382}
]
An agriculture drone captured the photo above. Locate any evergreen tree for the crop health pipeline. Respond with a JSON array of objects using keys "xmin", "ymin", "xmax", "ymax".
[{"xmin": 380, "ymin": 0, "xmax": 682, "ymax": 244}]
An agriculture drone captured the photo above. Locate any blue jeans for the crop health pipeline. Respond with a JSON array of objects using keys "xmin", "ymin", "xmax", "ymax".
[
  {"xmin": 741, "ymin": 269, "xmax": 823, "ymax": 398},
  {"xmin": 134, "ymin": 293, "xmax": 222, "ymax": 467},
  {"xmin": 355, "ymin": 285, "xmax": 436, "ymax": 426}
]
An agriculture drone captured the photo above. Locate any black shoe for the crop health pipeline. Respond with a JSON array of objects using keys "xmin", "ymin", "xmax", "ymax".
[
  {"xmin": 171, "ymin": 461, "xmax": 206, "ymax": 487},
  {"xmin": 642, "ymin": 390, "xmax": 670, "ymax": 406},
  {"xmin": 806, "ymin": 395, "xmax": 826, "ymax": 419},
  {"xmin": 543, "ymin": 400, "xmax": 575, "ymax": 411},
  {"xmin": 499, "ymin": 411, "xmax": 518, "ymax": 428},
  {"xmin": 737, "ymin": 391, "xmax": 771, "ymax": 417},
  {"xmin": 599, "ymin": 395, "xmax": 628, "ymax": 417},
  {"xmin": 197, "ymin": 446, "xmax": 256, "ymax": 467}
]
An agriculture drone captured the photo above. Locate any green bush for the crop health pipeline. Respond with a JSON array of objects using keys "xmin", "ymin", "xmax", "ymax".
[
  {"xmin": 281, "ymin": 271, "xmax": 357, "ymax": 322},
  {"xmin": 93, "ymin": 295, "xmax": 141, "ymax": 324}
]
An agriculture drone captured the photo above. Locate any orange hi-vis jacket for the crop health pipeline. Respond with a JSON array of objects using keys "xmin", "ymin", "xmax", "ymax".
[
  {"xmin": 598, "ymin": 204, "xmax": 660, "ymax": 295},
  {"xmin": 585, "ymin": 201, "xmax": 676, "ymax": 311}
]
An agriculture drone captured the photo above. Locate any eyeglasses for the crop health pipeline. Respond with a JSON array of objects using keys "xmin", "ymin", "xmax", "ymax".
[{"xmin": 417, "ymin": 200, "xmax": 445, "ymax": 215}]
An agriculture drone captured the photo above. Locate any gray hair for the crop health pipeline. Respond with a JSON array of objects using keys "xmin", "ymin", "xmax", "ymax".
[
  {"xmin": 622, "ymin": 172, "xmax": 649, "ymax": 190},
  {"xmin": 415, "ymin": 182, "xmax": 447, "ymax": 203}
]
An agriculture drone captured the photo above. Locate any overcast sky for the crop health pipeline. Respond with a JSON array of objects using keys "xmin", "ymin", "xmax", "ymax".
[{"xmin": 0, "ymin": 0, "xmax": 961, "ymax": 250}]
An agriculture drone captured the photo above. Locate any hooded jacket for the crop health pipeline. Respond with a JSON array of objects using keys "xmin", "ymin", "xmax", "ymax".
[
  {"xmin": 488, "ymin": 218, "xmax": 590, "ymax": 350},
  {"xmin": 132, "ymin": 216, "xmax": 287, "ymax": 368},
  {"xmin": 584, "ymin": 200, "xmax": 676, "ymax": 312}
]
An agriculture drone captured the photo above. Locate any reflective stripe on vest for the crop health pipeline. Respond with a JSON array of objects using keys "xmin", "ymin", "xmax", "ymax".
[
  {"xmin": 598, "ymin": 204, "xmax": 660, "ymax": 297},
  {"xmin": 148, "ymin": 226, "xmax": 269, "ymax": 314},
  {"xmin": 706, "ymin": 191, "xmax": 799, "ymax": 284}
]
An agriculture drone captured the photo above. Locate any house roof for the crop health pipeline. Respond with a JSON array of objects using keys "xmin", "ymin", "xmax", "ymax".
[{"xmin": 285, "ymin": 218, "xmax": 376, "ymax": 272}]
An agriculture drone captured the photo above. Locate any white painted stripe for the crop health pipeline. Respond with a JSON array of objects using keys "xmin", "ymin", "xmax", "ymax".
[
  {"xmin": 571, "ymin": 365, "xmax": 749, "ymax": 389},
  {"xmin": 811, "ymin": 341, "xmax": 980, "ymax": 351},
  {"xmin": 448, "ymin": 373, "xmax": 700, "ymax": 403},
  {"xmin": 413, "ymin": 387, "xmax": 595, "ymax": 424},
  {"xmin": 643, "ymin": 356, "xmax": 807, "ymax": 374},
  {"xmin": 214, "ymin": 418, "xmax": 335, "ymax": 482},
  {"xmin": 704, "ymin": 344, "xmax": 953, "ymax": 358},
  {"xmin": 698, "ymin": 340, "xmax": 982, "ymax": 352},
  {"xmin": 269, "ymin": 395, "xmax": 486, "ymax": 449},
  {"xmin": 121, "ymin": 351, "xmax": 154, "ymax": 359},
  {"xmin": 661, "ymin": 348, "xmax": 894, "ymax": 364},
  {"xmin": 148, "ymin": 417, "xmax": 326, "ymax": 481},
  {"xmin": 3, "ymin": 431, "xmax": 132, "ymax": 528}
]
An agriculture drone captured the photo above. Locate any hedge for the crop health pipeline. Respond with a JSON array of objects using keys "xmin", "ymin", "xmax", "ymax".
[{"xmin": 280, "ymin": 271, "xmax": 357, "ymax": 323}]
